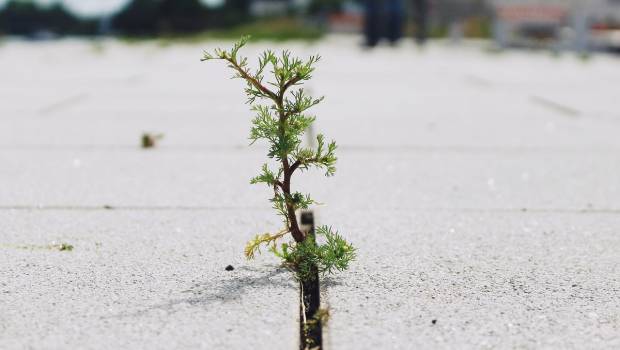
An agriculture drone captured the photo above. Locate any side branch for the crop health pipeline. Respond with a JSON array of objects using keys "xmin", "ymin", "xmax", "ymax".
[
  {"xmin": 289, "ymin": 156, "xmax": 321, "ymax": 175},
  {"xmin": 273, "ymin": 180, "xmax": 284, "ymax": 192},
  {"xmin": 280, "ymin": 74, "xmax": 302, "ymax": 96},
  {"xmin": 290, "ymin": 160, "xmax": 302, "ymax": 174},
  {"xmin": 244, "ymin": 227, "xmax": 290, "ymax": 259},
  {"xmin": 226, "ymin": 58, "xmax": 278, "ymax": 100}
]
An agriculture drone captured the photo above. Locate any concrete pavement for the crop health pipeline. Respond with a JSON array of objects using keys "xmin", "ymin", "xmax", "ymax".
[{"xmin": 1, "ymin": 36, "xmax": 619, "ymax": 349}]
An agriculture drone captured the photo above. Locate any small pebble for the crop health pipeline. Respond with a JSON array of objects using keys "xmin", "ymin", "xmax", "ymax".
[
  {"xmin": 431, "ymin": 319, "xmax": 437, "ymax": 325},
  {"xmin": 225, "ymin": 265, "xmax": 234, "ymax": 271}
]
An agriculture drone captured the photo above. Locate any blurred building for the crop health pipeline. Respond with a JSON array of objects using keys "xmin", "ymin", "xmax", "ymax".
[
  {"xmin": 250, "ymin": 0, "xmax": 289, "ymax": 16},
  {"xmin": 325, "ymin": 0, "xmax": 492, "ymax": 37},
  {"xmin": 491, "ymin": 0, "xmax": 620, "ymax": 50},
  {"xmin": 249, "ymin": 0, "xmax": 311, "ymax": 16}
]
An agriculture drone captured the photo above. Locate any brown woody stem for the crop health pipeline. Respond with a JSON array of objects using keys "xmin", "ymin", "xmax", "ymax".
[
  {"xmin": 276, "ymin": 87, "xmax": 305, "ymax": 243},
  {"xmin": 226, "ymin": 53, "xmax": 306, "ymax": 243}
]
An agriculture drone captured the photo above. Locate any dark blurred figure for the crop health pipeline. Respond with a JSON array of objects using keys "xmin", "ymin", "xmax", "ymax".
[
  {"xmin": 364, "ymin": 0, "xmax": 404, "ymax": 47},
  {"xmin": 364, "ymin": 0, "xmax": 381, "ymax": 46},
  {"xmin": 412, "ymin": 0, "xmax": 429, "ymax": 45}
]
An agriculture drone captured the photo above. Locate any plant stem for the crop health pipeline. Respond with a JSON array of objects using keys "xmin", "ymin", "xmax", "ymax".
[
  {"xmin": 277, "ymin": 95, "xmax": 305, "ymax": 243},
  {"xmin": 222, "ymin": 55, "xmax": 306, "ymax": 243}
]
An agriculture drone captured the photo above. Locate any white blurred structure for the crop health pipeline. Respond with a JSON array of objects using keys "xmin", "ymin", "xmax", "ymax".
[{"xmin": 491, "ymin": 0, "xmax": 620, "ymax": 51}]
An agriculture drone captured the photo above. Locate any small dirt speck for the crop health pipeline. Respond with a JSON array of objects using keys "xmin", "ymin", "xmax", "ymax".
[
  {"xmin": 142, "ymin": 133, "xmax": 164, "ymax": 149},
  {"xmin": 431, "ymin": 319, "xmax": 437, "ymax": 325},
  {"xmin": 225, "ymin": 265, "xmax": 234, "ymax": 271}
]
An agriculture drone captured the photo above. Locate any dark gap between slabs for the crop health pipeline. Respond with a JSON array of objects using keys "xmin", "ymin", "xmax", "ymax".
[{"xmin": 299, "ymin": 211, "xmax": 323, "ymax": 350}]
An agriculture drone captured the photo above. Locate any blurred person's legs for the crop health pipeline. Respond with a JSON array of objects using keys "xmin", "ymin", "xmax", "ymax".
[
  {"xmin": 449, "ymin": 21, "xmax": 463, "ymax": 44},
  {"xmin": 412, "ymin": 0, "xmax": 428, "ymax": 45},
  {"xmin": 364, "ymin": 0, "xmax": 381, "ymax": 47},
  {"xmin": 572, "ymin": 12, "xmax": 589, "ymax": 54},
  {"xmin": 386, "ymin": 0, "xmax": 404, "ymax": 44}
]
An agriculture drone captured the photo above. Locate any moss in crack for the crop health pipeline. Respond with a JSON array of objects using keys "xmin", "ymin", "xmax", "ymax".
[
  {"xmin": 310, "ymin": 307, "xmax": 330, "ymax": 327},
  {"xmin": 303, "ymin": 307, "xmax": 330, "ymax": 350}
]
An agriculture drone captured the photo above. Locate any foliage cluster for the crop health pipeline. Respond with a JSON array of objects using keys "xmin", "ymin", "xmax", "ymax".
[
  {"xmin": 273, "ymin": 226, "xmax": 355, "ymax": 281},
  {"xmin": 202, "ymin": 36, "xmax": 354, "ymax": 281}
]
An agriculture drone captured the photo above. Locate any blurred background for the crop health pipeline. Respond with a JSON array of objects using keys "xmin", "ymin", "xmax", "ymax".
[{"xmin": 0, "ymin": 0, "xmax": 620, "ymax": 52}]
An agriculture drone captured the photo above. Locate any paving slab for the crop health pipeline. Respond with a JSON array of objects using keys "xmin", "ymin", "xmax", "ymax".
[
  {"xmin": 3, "ymin": 38, "xmax": 620, "ymax": 150},
  {"xmin": 3, "ymin": 94, "xmax": 620, "ymax": 149},
  {"xmin": 1, "ymin": 150, "xmax": 619, "ymax": 211},
  {"xmin": 318, "ymin": 209, "xmax": 620, "ymax": 349},
  {"xmin": 0, "ymin": 210, "xmax": 297, "ymax": 350}
]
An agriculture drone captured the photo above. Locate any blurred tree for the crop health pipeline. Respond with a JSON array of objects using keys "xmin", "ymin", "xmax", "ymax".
[
  {"xmin": 214, "ymin": 0, "xmax": 251, "ymax": 27},
  {"xmin": 112, "ymin": 0, "xmax": 161, "ymax": 35},
  {"xmin": 307, "ymin": 0, "xmax": 345, "ymax": 16},
  {"xmin": 45, "ymin": 4, "xmax": 83, "ymax": 33},
  {"xmin": 0, "ymin": 0, "xmax": 256, "ymax": 37},
  {"xmin": 0, "ymin": 5, "xmax": 5, "ymax": 34},
  {"xmin": 0, "ymin": 0, "xmax": 45, "ymax": 35},
  {"xmin": 112, "ymin": 0, "xmax": 250, "ymax": 36},
  {"xmin": 0, "ymin": 0, "xmax": 96, "ymax": 36},
  {"xmin": 159, "ymin": 0, "xmax": 209, "ymax": 33}
]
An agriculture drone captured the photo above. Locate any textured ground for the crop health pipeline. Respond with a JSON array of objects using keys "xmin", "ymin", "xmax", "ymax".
[
  {"xmin": 1, "ymin": 36, "xmax": 619, "ymax": 349},
  {"xmin": 0, "ymin": 211, "xmax": 296, "ymax": 350}
]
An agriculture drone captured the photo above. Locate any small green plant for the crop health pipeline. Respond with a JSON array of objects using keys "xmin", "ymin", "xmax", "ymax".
[{"xmin": 202, "ymin": 36, "xmax": 355, "ymax": 281}]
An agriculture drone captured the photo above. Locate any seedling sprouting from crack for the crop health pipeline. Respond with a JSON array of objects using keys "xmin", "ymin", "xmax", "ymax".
[{"xmin": 202, "ymin": 36, "xmax": 355, "ymax": 281}]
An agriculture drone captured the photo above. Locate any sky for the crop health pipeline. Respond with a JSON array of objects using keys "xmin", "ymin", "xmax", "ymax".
[{"xmin": 0, "ymin": 0, "xmax": 224, "ymax": 17}]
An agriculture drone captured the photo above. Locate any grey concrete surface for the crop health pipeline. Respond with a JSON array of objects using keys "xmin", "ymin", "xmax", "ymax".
[
  {"xmin": 1, "ymin": 36, "xmax": 619, "ymax": 349},
  {"xmin": 0, "ymin": 210, "xmax": 297, "ymax": 350},
  {"xmin": 319, "ymin": 209, "xmax": 620, "ymax": 349},
  {"xmin": 1, "ymin": 150, "xmax": 619, "ymax": 211}
]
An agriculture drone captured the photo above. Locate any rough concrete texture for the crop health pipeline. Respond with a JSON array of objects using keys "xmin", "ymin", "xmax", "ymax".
[
  {"xmin": 0, "ymin": 210, "xmax": 297, "ymax": 349},
  {"xmin": 1, "ymin": 150, "xmax": 619, "ymax": 210},
  {"xmin": 1, "ymin": 36, "xmax": 620, "ymax": 349},
  {"xmin": 319, "ymin": 209, "xmax": 620, "ymax": 349}
]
